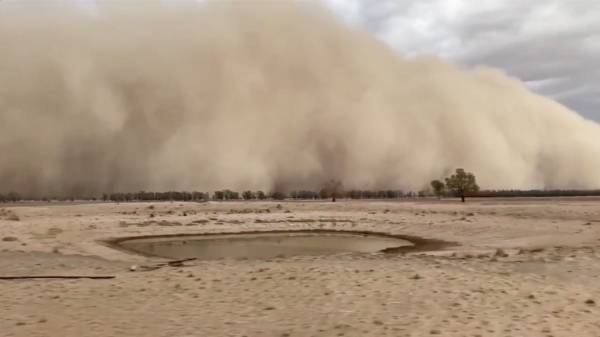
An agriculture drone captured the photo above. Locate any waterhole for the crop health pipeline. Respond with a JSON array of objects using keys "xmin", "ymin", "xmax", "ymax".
[{"xmin": 115, "ymin": 231, "xmax": 415, "ymax": 261}]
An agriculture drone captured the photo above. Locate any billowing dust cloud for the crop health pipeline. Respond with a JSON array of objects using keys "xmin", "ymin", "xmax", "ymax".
[{"xmin": 1, "ymin": 1, "xmax": 600, "ymax": 197}]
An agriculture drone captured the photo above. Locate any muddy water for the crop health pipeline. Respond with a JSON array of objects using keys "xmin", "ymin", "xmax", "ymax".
[{"xmin": 119, "ymin": 232, "xmax": 413, "ymax": 260}]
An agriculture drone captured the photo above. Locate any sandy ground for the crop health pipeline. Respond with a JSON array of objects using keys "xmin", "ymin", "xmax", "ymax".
[{"xmin": 1, "ymin": 199, "xmax": 600, "ymax": 337}]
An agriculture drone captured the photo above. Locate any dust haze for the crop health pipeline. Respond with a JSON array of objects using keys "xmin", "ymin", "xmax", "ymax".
[{"xmin": 1, "ymin": 1, "xmax": 600, "ymax": 197}]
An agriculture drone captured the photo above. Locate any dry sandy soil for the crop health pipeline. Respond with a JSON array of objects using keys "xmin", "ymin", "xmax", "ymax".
[{"xmin": 1, "ymin": 199, "xmax": 600, "ymax": 337}]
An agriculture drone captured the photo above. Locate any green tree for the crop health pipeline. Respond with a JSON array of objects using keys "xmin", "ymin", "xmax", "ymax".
[
  {"xmin": 444, "ymin": 168, "xmax": 479, "ymax": 202},
  {"xmin": 430, "ymin": 180, "xmax": 445, "ymax": 199}
]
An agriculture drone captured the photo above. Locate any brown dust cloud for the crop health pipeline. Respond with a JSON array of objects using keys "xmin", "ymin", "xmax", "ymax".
[{"xmin": 1, "ymin": 1, "xmax": 600, "ymax": 198}]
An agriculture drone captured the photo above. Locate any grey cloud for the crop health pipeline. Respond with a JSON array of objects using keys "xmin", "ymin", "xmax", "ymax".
[
  {"xmin": 451, "ymin": 3, "xmax": 539, "ymax": 40},
  {"xmin": 456, "ymin": 21, "xmax": 600, "ymax": 119},
  {"xmin": 349, "ymin": 0, "xmax": 420, "ymax": 32},
  {"xmin": 333, "ymin": 0, "xmax": 600, "ymax": 120},
  {"xmin": 557, "ymin": 93, "xmax": 599, "ymax": 120}
]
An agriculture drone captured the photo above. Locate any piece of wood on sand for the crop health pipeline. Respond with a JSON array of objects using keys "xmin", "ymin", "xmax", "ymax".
[{"xmin": 0, "ymin": 275, "xmax": 116, "ymax": 280}]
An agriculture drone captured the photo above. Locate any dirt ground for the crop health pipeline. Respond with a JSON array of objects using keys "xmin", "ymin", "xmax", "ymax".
[{"xmin": 1, "ymin": 199, "xmax": 600, "ymax": 337}]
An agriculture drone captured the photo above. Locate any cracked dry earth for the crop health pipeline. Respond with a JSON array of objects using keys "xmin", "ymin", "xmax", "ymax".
[{"xmin": 1, "ymin": 199, "xmax": 600, "ymax": 337}]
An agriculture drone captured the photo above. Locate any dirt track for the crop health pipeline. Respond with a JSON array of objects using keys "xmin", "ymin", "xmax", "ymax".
[{"xmin": 1, "ymin": 200, "xmax": 600, "ymax": 337}]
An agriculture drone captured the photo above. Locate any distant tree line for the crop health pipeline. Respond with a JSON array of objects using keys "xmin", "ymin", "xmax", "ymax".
[
  {"xmin": 3, "ymin": 188, "xmax": 600, "ymax": 203},
  {"xmin": 0, "ymin": 167, "xmax": 597, "ymax": 203},
  {"xmin": 474, "ymin": 189, "xmax": 600, "ymax": 198}
]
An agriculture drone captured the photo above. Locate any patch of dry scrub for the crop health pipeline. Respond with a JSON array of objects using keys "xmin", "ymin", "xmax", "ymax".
[
  {"xmin": 0, "ymin": 209, "xmax": 20, "ymax": 221},
  {"xmin": 118, "ymin": 220, "xmax": 185, "ymax": 228}
]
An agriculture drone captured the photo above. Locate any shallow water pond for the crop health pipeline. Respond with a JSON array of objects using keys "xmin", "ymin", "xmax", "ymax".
[{"xmin": 118, "ymin": 231, "xmax": 413, "ymax": 260}]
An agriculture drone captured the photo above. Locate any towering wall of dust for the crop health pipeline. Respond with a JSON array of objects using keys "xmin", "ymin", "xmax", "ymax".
[{"xmin": 1, "ymin": 1, "xmax": 600, "ymax": 197}]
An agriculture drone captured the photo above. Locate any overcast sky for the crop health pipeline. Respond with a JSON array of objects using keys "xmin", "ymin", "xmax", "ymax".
[
  {"xmin": 327, "ymin": 0, "xmax": 600, "ymax": 121},
  {"xmin": 6, "ymin": 0, "xmax": 600, "ymax": 121}
]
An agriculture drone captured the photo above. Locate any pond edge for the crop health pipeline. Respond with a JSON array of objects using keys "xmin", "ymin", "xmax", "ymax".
[{"xmin": 99, "ymin": 229, "xmax": 459, "ymax": 259}]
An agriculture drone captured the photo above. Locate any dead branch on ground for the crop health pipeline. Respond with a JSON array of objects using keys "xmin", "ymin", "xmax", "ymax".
[{"xmin": 0, "ymin": 275, "xmax": 115, "ymax": 280}]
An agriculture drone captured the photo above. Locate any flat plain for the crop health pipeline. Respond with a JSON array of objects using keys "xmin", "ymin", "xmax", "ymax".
[{"xmin": 1, "ymin": 199, "xmax": 600, "ymax": 337}]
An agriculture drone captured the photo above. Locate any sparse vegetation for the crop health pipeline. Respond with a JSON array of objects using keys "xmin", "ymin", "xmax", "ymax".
[
  {"xmin": 0, "ymin": 209, "xmax": 20, "ymax": 221},
  {"xmin": 322, "ymin": 179, "xmax": 344, "ymax": 202},
  {"xmin": 270, "ymin": 191, "xmax": 287, "ymax": 201},
  {"xmin": 4, "ymin": 172, "xmax": 600, "ymax": 203}
]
